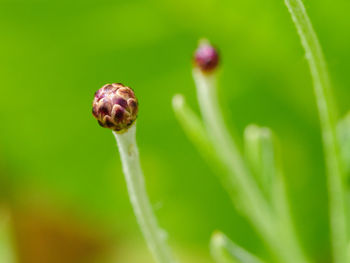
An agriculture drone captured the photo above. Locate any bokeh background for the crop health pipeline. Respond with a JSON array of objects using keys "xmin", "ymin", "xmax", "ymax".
[{"xmin": 0, "ymin": 0, "xmax": 350, "ymax": 262}]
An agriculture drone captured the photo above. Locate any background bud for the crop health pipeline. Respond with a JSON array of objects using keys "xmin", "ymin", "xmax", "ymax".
[
  {"xmin": 194, "ymin": 40, "xmax": 219, "ymax": 73},
  {"xmin": 92, "ymin": 83, "xmax": 138, "ymax": 133}
]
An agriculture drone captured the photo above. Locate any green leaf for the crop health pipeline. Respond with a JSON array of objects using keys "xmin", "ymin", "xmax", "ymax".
[
  {"xmin": 244, "ymin": 125, "xmax": 278, "ymax": 200},
  {"xmin": 172, "ymin": 94, "xmax": 214, "ymax": 161},
  {"xmin": 210, "ymin": 231, "xmax": 265, "ymax": 263},
  {"xmin": 172, "ymin": 94, "xmax": 230, "ymax": 177},
  {"xmin": 172, "ymin": 94, "xmax": 242, "ymax": 209},
  {"xmin": 244, "ymin": 126, "xmax": 307, "ymax": 262}
]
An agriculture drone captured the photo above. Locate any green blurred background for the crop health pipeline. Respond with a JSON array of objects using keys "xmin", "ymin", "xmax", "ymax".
[{"xmin": 0, "ymin": 0, "xmax": 350, "ymax": 262}]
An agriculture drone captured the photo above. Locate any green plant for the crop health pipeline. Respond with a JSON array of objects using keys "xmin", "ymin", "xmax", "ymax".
[
  {"xmin": 92, "ymin": 0, "xmax": 350, "ymax": 262},
  {"xmin": 174, "ymin": 0, "xmax": 348, "ymax": 262},
  {"xmin": 174, "ymin": 40, "xmax": 308, "ymax": 263},
  {"xmin": 92, "ymin": 83, "xmax": 176, "ymax": 263},
  {"xmin": 284, "ymin": 1, "xmax": 347, "ymax": 262}
]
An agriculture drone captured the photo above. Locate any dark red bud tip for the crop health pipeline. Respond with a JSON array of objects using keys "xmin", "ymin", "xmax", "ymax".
[
  {"xmin": 92, "ymin": 83, "xmax": 138, "ymax": 133},
  {"xmin": 194, "ymin": 40, "xmax": 219, "ymax": 73}
]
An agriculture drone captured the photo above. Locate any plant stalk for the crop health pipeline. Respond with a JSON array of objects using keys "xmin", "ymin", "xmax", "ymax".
[
  {"xmin": 113, "ymin": 124, "xmax": 176, "ymax": 263},
  {"xmin": 211, "ymin": 231, "xmax": 265, "ymax": 263},
  {"xmin": 193, "ymin": 69, "xmax": 272, "ymax": 235},
  {"xmin": 284, "ymin": 1, "xmax": 347, "ymax": 262},
  {"xmin": 193, "ymin": 69, "xmax": 309, "ymax": 263}
]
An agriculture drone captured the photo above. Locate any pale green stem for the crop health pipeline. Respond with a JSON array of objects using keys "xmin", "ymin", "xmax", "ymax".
[
  {"xmin": 172, "ymin": 94, "xmax": 239, "ymax": 202},
  {"xmin": 273, "ymin": 174, "xmax": 308, "ymax": 263},
  {"xmin": 113, "ymin": 124, "xmax": 176, "ymax": 263},
  {"xmin": 244, "ymin": 125, "xmax": 276, "ymax": 199},
  {"xmin": 193, "ymin": 69, "xmax": 309, "ymax": 263},
  {"xmin": 172, "ymin": 94, "xmax": 215, "ymax": 161},
  {"xmin": 244, "ymin": 125, "xmax": 308, "ymax": 262},
  {"xmin": 210, "ymin": 231, "xmax": 265, "ymax": 263},
  {"xmin": 172, "ymin": 94, "xmax": 224, "ymax": 173},
  {"xmin": 193, "ymin": 69, "xmax": 273, "ymax": 237},
  {"xmin": 284, "ymin": 1, "xmax": 347, "ymax": 262}
]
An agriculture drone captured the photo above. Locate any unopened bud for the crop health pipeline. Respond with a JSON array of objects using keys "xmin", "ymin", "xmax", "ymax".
[
  {"xmin": 92, "ymin": 83, "xmax": 138, "ymax": 133},
  {"xmin": 194, "ymin": 40, "xmax": 219, "ymax": 73}
]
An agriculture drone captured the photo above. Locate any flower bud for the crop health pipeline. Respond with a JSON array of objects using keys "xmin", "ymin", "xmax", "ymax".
[
  {"xmin": 194, "ymin": 40, "xmax": 219, "ymax": 73},
  {"xmin": 92, "ymin": 83, "xmax": 138, "ymax": 133}
]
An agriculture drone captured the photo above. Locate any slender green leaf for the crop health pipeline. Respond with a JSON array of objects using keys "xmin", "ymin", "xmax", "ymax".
[
  {"xmin": 284, "ymin": 0, "xmax": 347, "ymax": 261},
  {"xmin": 172, "ymin": 94, "xmax": 241, "ymax": 209},
  {"xmin": 244, "ymin": 125, "xmax": 277, "ymax": 200},
  {"xmin": 210, "ymin": 231, "xmax": 265, "ymax": 263},
  {"xmin": 172, "ymin": 94, "xmax": 215, "ymax": 162}
]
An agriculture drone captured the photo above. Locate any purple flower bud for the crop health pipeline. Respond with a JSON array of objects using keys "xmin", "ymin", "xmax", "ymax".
[
  {"xmin": 92, "ymin": 83, "xmax": 138, "ymax": 133},
  {"xmin": 194, "ymin": 41, "xmax": 219, "ymax": 73}
]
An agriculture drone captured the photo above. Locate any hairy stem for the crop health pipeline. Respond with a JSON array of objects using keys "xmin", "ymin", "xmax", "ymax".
[
  {"xmin": 193, "ymin": 69, "xmax": 309, "ymax": 263},
  {"xmin": 113, "ymin": 125, "xmax": 176, "ymax": 263},
  {"xmin": 284, "ymin": 1, "xmax": 347, "ymax": 262}
]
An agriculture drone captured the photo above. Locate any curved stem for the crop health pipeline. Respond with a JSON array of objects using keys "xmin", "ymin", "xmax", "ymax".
[
  {"xmin": 113, "ymin": 125, "xmax": 176, "ymax": 263},
  {"xmin": 284, "ymin": 1, "xmax": 347, "ymax": 262},
  {"xmin": 193, "ymin": 69, "xmax": 272, "ymax": 235},
  {"xmin": 210, "ymin": 231, "xmax": 265, "ymax": 263},
  {"xmin": 193, "ymin": 69, "xmax": 309, "ymax": 263},
  {"xmin": 172, "ymin": 95, "xmax": 223, "ymax": 171}
]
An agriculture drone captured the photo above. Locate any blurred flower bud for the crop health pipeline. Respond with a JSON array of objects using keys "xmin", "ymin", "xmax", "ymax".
[
  {"xmin": 194, "ymin": 40, "xmax": 219, "ymax": 73},
  {"xmin": 92, "ymin": 83, "xmax": 138, "ymax": 133}
]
